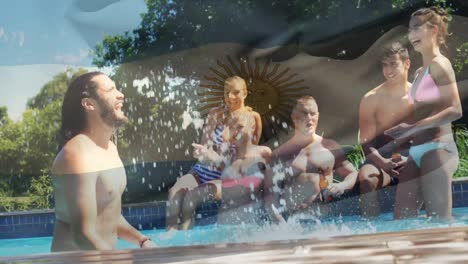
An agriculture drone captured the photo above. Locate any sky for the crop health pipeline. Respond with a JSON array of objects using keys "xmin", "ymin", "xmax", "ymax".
[{"xmin": 0, "ymin": 0, "xmax": 147, "ymax": 120}]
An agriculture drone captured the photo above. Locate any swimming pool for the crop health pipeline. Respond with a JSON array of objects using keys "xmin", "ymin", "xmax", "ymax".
[{"xmin": 1, "ymin": 207, "xmax": 468, "ymax": 257}]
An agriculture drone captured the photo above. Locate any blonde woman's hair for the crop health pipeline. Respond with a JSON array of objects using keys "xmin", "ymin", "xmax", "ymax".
[{"xmin": 224, "ymin": 76, "xmax": 252, "ymax": 111}]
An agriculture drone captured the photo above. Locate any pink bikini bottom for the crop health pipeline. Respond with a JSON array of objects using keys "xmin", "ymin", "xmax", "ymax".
[{"xmin": 222, "ymin": 176, "xmax": 263, "ymax": 189}]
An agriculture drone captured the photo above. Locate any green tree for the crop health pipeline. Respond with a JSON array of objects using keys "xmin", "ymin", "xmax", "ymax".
[
  {"xmin": 93, "ymin": 0, "xmax": 456, "ymax": 68},
  {"xmin": 20, "ymin": 100, "xmax": 62, "ymax": 176},
  {"xmin": 27, "ymin": 68, "xmax": 88, "ymax": 109},
  {"xmin": 0, "ymin": 106, "xmax": 9, "ymax": 126},
  {"xmin": 0, "ymin": 121, "xmax": 23, "ymax": 181},
  {"xmin": 92, "ymin": 0, "xmax": 374, "ymax": 67},
  {"xmin": 0, "ymin": 68, "xmax": 89, "ymax": 196}
]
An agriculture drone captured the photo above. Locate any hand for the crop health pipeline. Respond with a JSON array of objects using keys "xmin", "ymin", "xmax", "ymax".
[
  {"xmin": 327, "ymin": 182, "xmax": 345, "ymax": 198},
  {"xmin": 192, "ymin": 143, "xmax": 220, "ymax": 164},
  {"xmin": 384, "ymin": 123, "xmax": 415, "ymax": 139},
  {"xmin": 380, "ymin": 158, "xmax": 399, "ymax": 175},
  {"xmin": 392, "ymin": 157, "xmax": 408, "ymax": 177},
  {"xmin": 382, "ymin": 155, "xmax": 408, "ymax": 178},
  {"xmin": 140, "ymin": 237, "xmax": 157, "ymax": 248}
]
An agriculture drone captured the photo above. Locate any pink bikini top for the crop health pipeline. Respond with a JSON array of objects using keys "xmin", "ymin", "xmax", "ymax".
[{"xmin": 408, "ymin": 67, "xmax": 441, "ymax": 103}]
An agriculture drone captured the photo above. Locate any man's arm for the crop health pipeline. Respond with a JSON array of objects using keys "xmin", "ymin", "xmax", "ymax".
[
  {"xmin": 324, "ymin": 139, "xmax": 358, "ymax": 195},
  {"xmin": 117, "ymin": 215, "xmax": 156, "ymax": 248},
  {"xmin": 359, "ymin": 95, "xmax": 396, "ymax": 169}
]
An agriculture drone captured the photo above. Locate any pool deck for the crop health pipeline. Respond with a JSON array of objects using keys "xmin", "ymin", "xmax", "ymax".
[{"xmin": 2, "ymin": 226, "xmax": 468, "ymax": 263}]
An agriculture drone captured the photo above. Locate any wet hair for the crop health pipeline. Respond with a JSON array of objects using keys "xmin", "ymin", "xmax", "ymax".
[
  {"xmin": 411, "ymin": 6, "xmax": 451, "ymax": 48},
  {"xmin": 60, "ymin": 71, "xmax": 104, "ymax": 144},
  {"xmin": 382, "ymin": 42, "xmax": 410, "ymax": 61}
]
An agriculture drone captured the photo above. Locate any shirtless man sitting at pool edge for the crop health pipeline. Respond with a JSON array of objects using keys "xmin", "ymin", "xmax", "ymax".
[
  {"xmin": 358, "ymin": 42, "xmax": 413, "ymax": 217},
  {"xmin": 265, "ymin": 96, "xmax": 358, "ymax": 223},
  {"xmin": 51, "ymin": 72, "xmax": 156, "ymax": 251}
]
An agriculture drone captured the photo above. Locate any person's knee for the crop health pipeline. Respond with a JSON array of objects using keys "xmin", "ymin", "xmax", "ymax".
[
  {"xmin": 358, "ymin": 165, "xmax": 379, "ymax": 188},
  {"xmin": 359, "ymin": 164, "xmax": 375, "ymax": 180},
  {"xmin": 168, "ymin": 186, "xmax": 186, "ymax": 200}
]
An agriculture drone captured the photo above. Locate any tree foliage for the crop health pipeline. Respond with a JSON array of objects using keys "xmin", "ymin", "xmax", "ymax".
[
  {"xmin": 27, "ymin": 68, "xmax": 88, "ymax": 109},
  {"xmin": 93, "ymin": 0, "xmax": 457, "ymax": 68},
  {"xmin": 0, "ymin": 68, "xmax": 88, "ymax": 198},
  {"xmin": 0, "ymin": 106, "xmax": 9, "ymax": 126}
]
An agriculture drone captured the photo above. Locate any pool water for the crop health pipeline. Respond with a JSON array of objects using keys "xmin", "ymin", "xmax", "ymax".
[{"xmin": 2, "ymin": 207, "xmax": 468, "ymax": 257}]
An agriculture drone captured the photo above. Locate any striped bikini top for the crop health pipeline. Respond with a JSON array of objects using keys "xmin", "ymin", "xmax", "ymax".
[
  {"xmin": 191, "ymin": 126, "xmax": 224, "ymax": 184},
  {"xmin": 409, "ymin": 66, "xmax": 441, "ymax": 103}
]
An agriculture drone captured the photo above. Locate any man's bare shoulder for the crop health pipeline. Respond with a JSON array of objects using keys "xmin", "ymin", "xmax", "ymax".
[
  {"xmin": 272, "ymin": 137, "xmax": 294, "ymax": 157},
  {"xmin": 321, "ymin": 137, "xmax": 343, "ymax": 153},
  {"xmin": 52, "ymin": 135, "xmax": 97, "ymax": 175},
  {"xmin": 361, "ymin": 84, "xmax": 385, "ymax": 104}
]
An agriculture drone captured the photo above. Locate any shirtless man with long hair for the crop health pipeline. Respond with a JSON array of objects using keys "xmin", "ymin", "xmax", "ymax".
[{"xmin": 51, "ymin": 72, "xmax": 156, "ymax": 251}]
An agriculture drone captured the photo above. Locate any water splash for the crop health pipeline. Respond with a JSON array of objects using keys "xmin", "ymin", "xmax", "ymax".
[
  {"xmin": 181, "ymin": 105, "xmax": 204, "ymax": 130},
  {"xmin": 132, "ymin": 77, "xmax": 150, "ymax": 94}
]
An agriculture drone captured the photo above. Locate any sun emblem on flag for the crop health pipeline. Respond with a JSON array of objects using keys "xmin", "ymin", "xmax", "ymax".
[{"xmin": 198, "ymin": 55, "xmax": 309, "ymax": 140}]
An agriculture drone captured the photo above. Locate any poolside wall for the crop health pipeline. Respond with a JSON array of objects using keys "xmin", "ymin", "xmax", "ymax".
[{"xmin": 2, "ymin": 176, "xmax": 468, "ymax": 239}]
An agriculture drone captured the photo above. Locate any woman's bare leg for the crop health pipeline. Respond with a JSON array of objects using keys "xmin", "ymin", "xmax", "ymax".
[
  {"xmin": 166, "ymin": 189, "xmax": 187, "ymax": 231},
  {"xmin": 420, "ymin": 148, "xmax": 459, "ymax": 219},
  {"xmin": 166, "ymin": 173, "xmax": 199, "ymax": 230},
  {"xmin": 180, "ymin": 181, "xmax": 220, "ymax": 230}
]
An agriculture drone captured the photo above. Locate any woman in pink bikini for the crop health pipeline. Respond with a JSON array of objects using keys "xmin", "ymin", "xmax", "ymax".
[
  {"xmin": 178, "ymin": 111, "xmax": 271, "ymax": 230},
  {"xmin": 385, "ymin": 6, "xmax": 462, "ymax": 219}
]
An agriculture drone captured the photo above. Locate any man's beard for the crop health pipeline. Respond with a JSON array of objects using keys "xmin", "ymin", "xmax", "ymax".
[{"xmin": 98, "ymin": 98, "xmax": 129, "ymax": 129}]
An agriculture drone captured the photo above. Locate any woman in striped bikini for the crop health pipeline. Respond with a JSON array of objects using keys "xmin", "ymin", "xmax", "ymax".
[
  {"xmin": 385, "ymin": 7, "xmax": 462, "ymax": 219},
  {"xmin": 178, "ymin": 111, "xmax": 270, "ymax": 230},
  {"xmin": 166, "ymin": 76, "xmax": 262, "ymax": 230}
]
